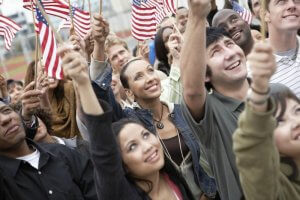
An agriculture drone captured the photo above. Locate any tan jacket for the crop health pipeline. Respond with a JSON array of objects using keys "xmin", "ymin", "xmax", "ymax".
[{"xmin": 233, "ymin": 100, "xmax": 300, "ymax": 200}]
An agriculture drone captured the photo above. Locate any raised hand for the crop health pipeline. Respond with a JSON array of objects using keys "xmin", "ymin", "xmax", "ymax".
[
  {"xmin": 247, "ymin": 42, "xmax": 276, "ymax": 93},
  {"xmin": 57, "ymin": 44, "xmax": 89, "ymax": 86},
  {"xmin": 188, "ymin": 0, "xmax": 211, "ymax": 19},
  {"xmin": 137, "ymin": 41, "xmax": 150, "ymax": 62},
  {"xmin": 167, "ymin": 31, "xmax": 183, "ymax": 65},
  {"xmin": 0, "ymin": 74, "xmax": 8, "ymax": 99},
  {"xmin": 83, "ymin": 30, "xmax": 94, "ymax": 59},
  {"xmin": 92, "ymin": 13, "xmax": 109, "ymax": 45},
  {"xmin": 21, "ymin": 81, "xmax": 42, "ymax": 120},
  {"xmin": 36, "ymin": 69, "xmax": 49, "ymax": 96}
]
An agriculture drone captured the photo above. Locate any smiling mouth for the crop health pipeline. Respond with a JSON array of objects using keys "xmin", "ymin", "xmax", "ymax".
[
  {"xmin": 5, "ymin": 125, "xmax": 19, "ymax": 136},
  {"xmin": 231, "ymin": 31, "xmax": 242, "ymax": 40},
  {"xmin": 226, "ymin": 61, "xmax": 240, "ymax": 70},
  {"xmin": 283, "ymin": 15, "xmax": 299, "ymax": 19},
  {"xmin": 145, "ymin": 83, "xmax": 158, "ymax": 91},
  {"xmin": 145, "ymin": 150, "xmax": 159, "ymax": 163}
]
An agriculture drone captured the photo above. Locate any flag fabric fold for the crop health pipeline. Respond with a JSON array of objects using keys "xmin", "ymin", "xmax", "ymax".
[
  {"xmin": 131, "ymin": 0, "xmax": 176, "ymax": 41},
  {"xmin": 0, "ymin": 15, "xmax": 21, "ymax": 50},
  {"xmin": 231, "ymin": 0, "xmax": 253, "ymax": 24},
  {"xmin": 35, "ymin": 0, "xmax": 63, "ymax": 79},
  {"xmin": 23, "ymin": 0, "xmax": 91, "ymax": 38}
]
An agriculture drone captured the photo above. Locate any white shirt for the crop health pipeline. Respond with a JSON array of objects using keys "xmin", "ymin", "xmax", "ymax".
[{"xmin": 17, "ymin": 149, "xmax": 41, "ymax": 170}]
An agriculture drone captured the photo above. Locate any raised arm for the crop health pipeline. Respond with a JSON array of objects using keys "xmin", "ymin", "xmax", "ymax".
[
  {"xmin": 58, "ymin": 44, "xmax": 135, "ymax": 200},
  {"xmin": 180, "ymin": 0, "xmax": 211, "ymax": 121},
  {"xmin": 90, "ymin": 13, "xmax": 110, "ymax": 81},
  {"xmin": 233, "ymin": 42, "xmax": 279, "ymax": 200}
]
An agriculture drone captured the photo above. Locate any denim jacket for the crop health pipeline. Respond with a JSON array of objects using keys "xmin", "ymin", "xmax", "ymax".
[{"xmin": 90, "ymin": 61, "xmax": 216, "ymax": 198}]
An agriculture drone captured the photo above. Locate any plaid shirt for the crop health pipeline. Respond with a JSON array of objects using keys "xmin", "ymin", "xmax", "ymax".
[{"xmin": 160, "ymin": 64, "xmax": 182, "ymax": 104}]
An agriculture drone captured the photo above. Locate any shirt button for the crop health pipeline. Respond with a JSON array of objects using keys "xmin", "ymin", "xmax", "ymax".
[
  {"xmin": 49, "ymin": 190, "xmax": 53, "ymax": 195},
  {"xmin": 38, "ymin": 171, "xmax": 42, "ymax": 175}
]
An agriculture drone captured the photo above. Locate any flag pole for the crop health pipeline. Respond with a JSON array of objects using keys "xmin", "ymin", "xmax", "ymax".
[
  {"xmin": 88, "ymin": 0, "xmax": 92, "ymax": 20},
  {"xmin": 30, "ymin": 0, "xmax": 40, "ymax": 88},
  {"xmin": 68, "ymin": 0, "xmax": 76, "ymax": 36},
  {"xmin": 35, "ymin": 0, "xmax": 64, "ymax": 44},
  {"xmin": 260, "ymin": 0, "xmax": 266, "ymax": 40},
  {"xmin": 99, "ymin": 0, "xmax": 102, "ymax": 15}
]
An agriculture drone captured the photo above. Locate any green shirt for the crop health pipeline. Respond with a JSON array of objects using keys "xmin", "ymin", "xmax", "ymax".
[
  {"xmin": 233, "ymin": 100, "xmax": 300, "ymax": 200},
  {"xmin": 181, "ymin": 90, "xmax": 244, "ymax": 200}
]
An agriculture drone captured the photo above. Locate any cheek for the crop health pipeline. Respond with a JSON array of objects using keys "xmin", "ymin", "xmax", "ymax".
[
  {"xmin": 122, "ymin": 151, "xmax": 143, "ymax": 173},
  {"xmin": 274, "ymin": 127, "xmax": 291, "ymax": 151}
]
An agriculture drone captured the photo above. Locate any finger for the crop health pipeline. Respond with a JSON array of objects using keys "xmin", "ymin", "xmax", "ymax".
[
  {"xmin": 57, "ymin": 44, "xmax": 75, "ymax": 56},
  {"xmin": 23, "ymin": 81, "xmax": 36, "ymax": 92}
]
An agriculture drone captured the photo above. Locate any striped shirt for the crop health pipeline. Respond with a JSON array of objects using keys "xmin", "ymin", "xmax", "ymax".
[{"xmin": 270, "ymin": 37, "xmax": 300, "ymax": 97}]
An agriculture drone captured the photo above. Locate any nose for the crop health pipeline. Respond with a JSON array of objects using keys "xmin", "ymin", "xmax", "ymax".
[
  {"xmin": 226, "ymin": 22, "xmax": 236, "ymax": 34},
  {"xmin": 0, "ymin": 113, "xmax": 12, "ymax": 127},
  {"xmin": 287, "ymin": 0, "xmax": 296, "ymax": 10},
  {"xmin": 224, "ymin": 47, "xmax": 236, "ymax": 60},
  {"xmin": 142, "ymin": 140, "xmax": 153, "ymax": 154}
]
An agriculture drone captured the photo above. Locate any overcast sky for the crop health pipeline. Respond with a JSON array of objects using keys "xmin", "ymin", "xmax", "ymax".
[{"xmin": 1, "ymin": 0, "xmax": 226, "ymax": 23}]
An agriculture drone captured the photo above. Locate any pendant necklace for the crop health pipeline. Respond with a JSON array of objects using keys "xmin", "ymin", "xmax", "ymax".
[{"xmin": 153, "ymin": 103, "xmax": 164, "ymax": 129}]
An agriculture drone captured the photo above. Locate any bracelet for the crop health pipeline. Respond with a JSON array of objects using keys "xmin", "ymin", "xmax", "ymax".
[
  {"xmin": 247, "ymin": 96, "xmax": 269, "ymax": 105},
  {"xmin": 251, "ymin": 86, "xmax": 270, "ymax": 95}
]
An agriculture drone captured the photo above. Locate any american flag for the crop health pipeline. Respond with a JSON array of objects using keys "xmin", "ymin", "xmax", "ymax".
[
  {"xmin": 23, "ymin": 0, "xmax": 70, "ymax": 19},
  {"xmin": 58, "ymin": 6, "xmax": 91, "ymax": 39},
  {"xmin": 131, "ymin": 0, "xmax": 175, "ymax": 41},
  {"xmin": 24, "ymin": 0, "xmax": 91, "ymax": 38},
  {"xmin": 231, "ymin": 1, "xmax": 253, "ymax": 24},
  {"xmin": 163, "ymin": 0, "xmax": 176, "ymax": 15},
  {"xmin": 0, "ymin": 15, "xmax": 21, "ymax": 50},
  {"xmin": 36, "ymin": 0, "xmax": 63, "ymax": 79}
]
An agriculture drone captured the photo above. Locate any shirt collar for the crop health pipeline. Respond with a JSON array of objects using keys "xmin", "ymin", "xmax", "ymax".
[
  {"xmin": 0, "ymin": 139, "xmax": 55, "ymax": 177},
  {"xmin": 132, "ymin": 100, "xmax": 175, "ymax": 113},
  {"xmin": 211, "ymin": 90, "xmax": 245, "ymax": 112}
]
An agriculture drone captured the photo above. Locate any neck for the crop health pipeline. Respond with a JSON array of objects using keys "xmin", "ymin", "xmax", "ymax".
[
  {"xmin": 136, "ymin": 172, "xmax": 164, "ymax": 198},
  {"xmin": 137, "ymin": 98, "xmax": 164, "ymax": 120},
  {"xmin": 214, "ymin": 79, "xmax": 249, "ymax": 101},
  {"xmin": 0, "ymin": 140, "xmax": 34, "ymax": 158},
  {"xmin": 243, "ymin": 38, "xmax": 254, "ymax": 56},
  {"xmin": 268, "ymin": 26, "xmax": 298, "ymax": 52},
  {"xmin": 42, "ymin": 135, "xmax": 56, "ymax": 144}
]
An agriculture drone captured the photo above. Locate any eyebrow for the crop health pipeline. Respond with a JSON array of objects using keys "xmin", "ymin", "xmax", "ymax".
[{"xmin": 0, "ymin": 105, "xmax": 10, "ymax": 112}]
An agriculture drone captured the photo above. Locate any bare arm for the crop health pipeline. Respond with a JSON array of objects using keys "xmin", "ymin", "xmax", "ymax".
[
  {"xmin": 180, "ymin": 0, "xmax": 211, "ymax": 121},
  {"xmin": 90, "ymin": 14, "xmax": 109, "ymax": 80}
]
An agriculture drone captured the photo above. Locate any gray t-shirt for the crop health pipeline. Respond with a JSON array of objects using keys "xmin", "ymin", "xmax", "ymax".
[{"xmin": 181, "ymin": 84, "xmax": 289, "ymax": 200}]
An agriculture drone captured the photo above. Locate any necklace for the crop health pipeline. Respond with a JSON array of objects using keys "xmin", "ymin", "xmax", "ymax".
[
  {"xmin": 153, "ymin": 103, "xmax": 164, "ymax": 129},
  {"xmin": 157, "ymin": 129, "xmax": 186, "ymax": 170}
]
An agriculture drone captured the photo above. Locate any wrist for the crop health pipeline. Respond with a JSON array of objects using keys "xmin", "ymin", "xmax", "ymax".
[{"xmin": 251, "ymin": 84, "xmax": 269, "ymax": 95}]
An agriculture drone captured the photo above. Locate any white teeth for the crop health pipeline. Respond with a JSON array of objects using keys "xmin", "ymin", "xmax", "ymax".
[
  {"xmin": 146, "ymin": 151, "xmax": 157, "ymax": 162},
  {"xmin": 227, "ymin": 61, "xmax": 240, "ymax": 70},
  {"xmin": 233, "ymin": 31, "xmax": 241, "ymax": 39}
]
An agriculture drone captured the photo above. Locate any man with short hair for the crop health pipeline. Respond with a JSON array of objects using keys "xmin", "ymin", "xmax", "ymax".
[
  {"xmin": 0, "ymin": 99, "xmax": 97, "ymax": 200},
  {"xmin": 180, "ymin": 0, "xmax": 287, "ymax": 199},
  {"xmin": 212, "ymin": 9, "xmax": 254, "ymax": 55},
  {"xmin": 265, "ymin": 0, "xmax": 300, "ymax": 97}
]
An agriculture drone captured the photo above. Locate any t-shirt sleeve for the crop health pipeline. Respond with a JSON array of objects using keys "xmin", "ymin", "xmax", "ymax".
[{"xmin": 180, "ymin": 93, "xmax": 214, "ymax": 145}]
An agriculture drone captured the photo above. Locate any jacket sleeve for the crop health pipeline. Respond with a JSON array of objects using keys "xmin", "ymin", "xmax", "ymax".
[
  {"xmin": 233, "ymin": 100, "xmax": 280, "ymax": 200},
  {"xmin": 83, "ymin": 100, "xmax": 137, "ymax": 199}
]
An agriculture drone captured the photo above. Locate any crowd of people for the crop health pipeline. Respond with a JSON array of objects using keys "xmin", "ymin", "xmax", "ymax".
[{"xmin": 0, "ymin": 0, "xmax": 299, "ymax": 199}]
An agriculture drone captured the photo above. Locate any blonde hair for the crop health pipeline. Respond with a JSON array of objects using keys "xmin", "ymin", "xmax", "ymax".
[{"xmin": 104, "ymin": 35, "xmax": 129, "ymax": 54}]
